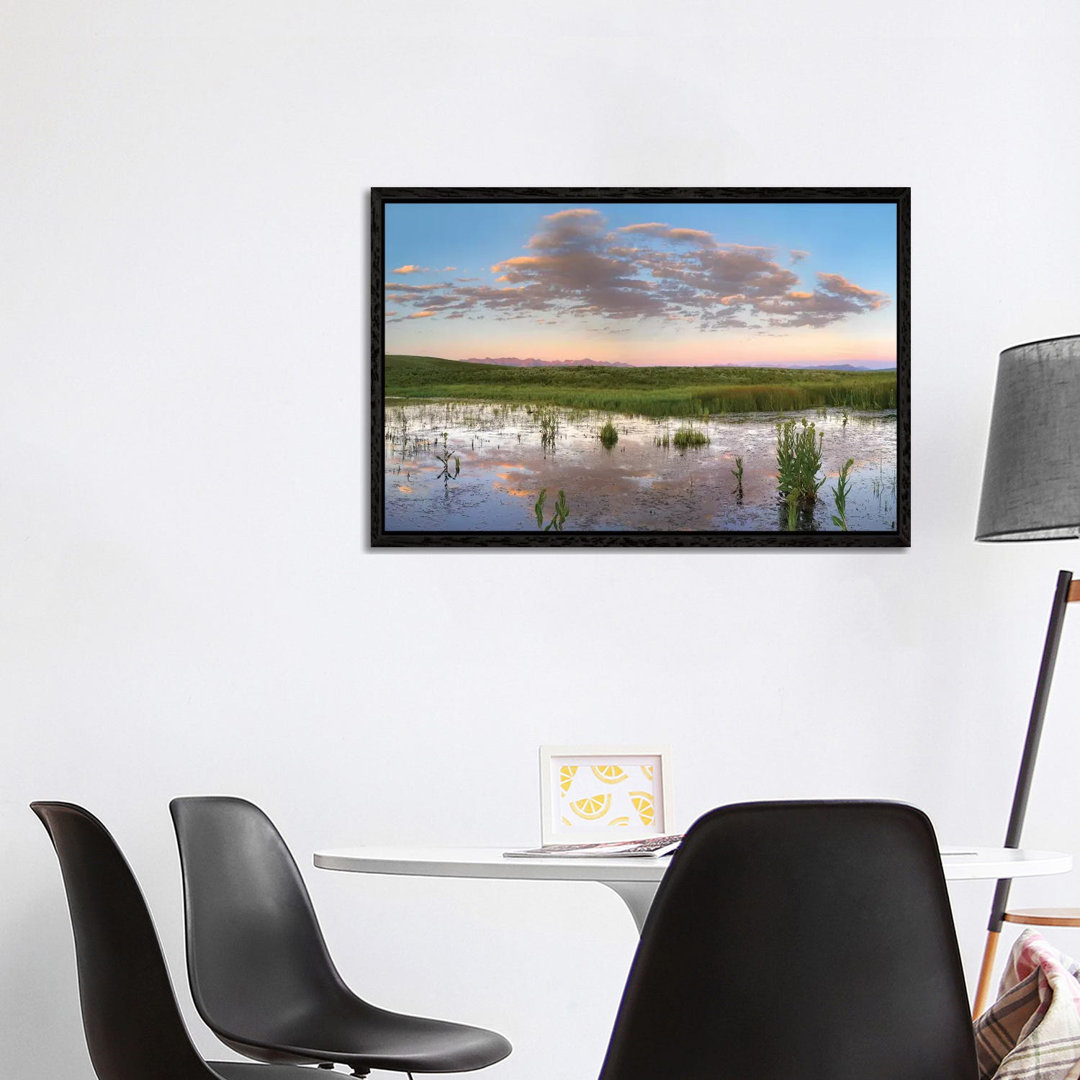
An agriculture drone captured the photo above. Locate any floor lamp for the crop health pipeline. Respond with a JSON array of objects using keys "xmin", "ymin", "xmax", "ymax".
[{"xmin": 972, "ymin": 334, "xmax": 1080, "ymax": 1018}]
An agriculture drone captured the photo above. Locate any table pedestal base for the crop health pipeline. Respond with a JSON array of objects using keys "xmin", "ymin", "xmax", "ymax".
[{"xmin": 600, "ymin": 881, "xmax": 659, "ymax": 935}]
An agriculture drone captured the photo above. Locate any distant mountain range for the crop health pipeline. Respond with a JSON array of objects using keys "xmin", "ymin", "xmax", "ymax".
[
  {"xmin": 460, "ymin": 356, "xmax": 633, "ymax": 368},
  {"xmin": 457, "ymin": 356, "xmax": 894, "ymax": 372},
  {"xmin": 799, "ymin": 363, "xmax": 897, "ymax": 372}
]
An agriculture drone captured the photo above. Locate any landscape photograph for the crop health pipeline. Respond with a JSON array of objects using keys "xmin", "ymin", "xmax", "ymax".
[{"xmin": 373, "ymin": 190, "xmax": 908, "ymax": 545}]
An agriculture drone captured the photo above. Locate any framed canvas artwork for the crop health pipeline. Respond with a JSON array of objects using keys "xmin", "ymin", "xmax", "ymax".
[{"xmin": 372, "ymin": 187, "xmax": 909, "ymax": 546}]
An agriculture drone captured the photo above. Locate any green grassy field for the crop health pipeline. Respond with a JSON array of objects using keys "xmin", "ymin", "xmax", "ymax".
[{"xmin": 384, "ymin": 354, "xmax": 897, "ymax": 419}]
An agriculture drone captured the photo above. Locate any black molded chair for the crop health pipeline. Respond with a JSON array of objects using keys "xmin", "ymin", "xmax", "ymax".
[
  {"xmin": 31, "ymin": 801, "xmax": 315, "ymax": 1080},
  {"xmin": 598, "ymin": 801, "xmax": 979, "ymax": 1080},
  {"xmin": 169, "ymin": 796, "xmax": 511, "ymax": 1077}
]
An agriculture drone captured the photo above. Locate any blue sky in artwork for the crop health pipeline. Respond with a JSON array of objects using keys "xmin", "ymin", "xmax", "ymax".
[{"xmin": 384, "ymin": 200, "xmax": 897, "ymax": 367}]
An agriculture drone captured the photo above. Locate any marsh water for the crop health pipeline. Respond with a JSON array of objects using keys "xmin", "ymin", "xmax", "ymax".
[{"xmin": 384, "ymin": 399, "xmax": 898, "ymax": 533}]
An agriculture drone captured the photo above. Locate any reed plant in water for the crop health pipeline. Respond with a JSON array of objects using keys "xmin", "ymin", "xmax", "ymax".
[
  {"xmin": 534, "ymin": 488, "xmax": 570, "ymax": 531},
  {"xmin": 831, "ymin": 457, "xmax": 855, "ymax": 531},
  {"xmin": 731, "ymin": 455, "xmax": 744, "ymax": 499},
  {"xmin": 538, "ymin": 409, "xmax": 559, "ymax": 451},
  {"xmin": 786, "ymin": 490, "xmax": 803, "ymax": 531},
  {"xmin": 599, "ymin": 420, "xmax": 619, "ymax": 448},
  {"xmin": 776, "ymin": 419, "xmax": 824, "ymax": 511},
  {"xmin": 433, "ymin": 446, "xmax": 460, "ymax": 485}
]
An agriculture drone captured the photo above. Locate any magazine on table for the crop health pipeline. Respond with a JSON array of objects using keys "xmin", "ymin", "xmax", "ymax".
[{"xmin": 504, "ymin": 834, "xmax": 683, "ymax": 859}]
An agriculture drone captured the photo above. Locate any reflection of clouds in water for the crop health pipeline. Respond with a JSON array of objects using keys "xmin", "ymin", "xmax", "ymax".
[
  {"xmin": 493, "ymin": 483, "xmax": 533, "ymax": 498},
  {"xmin": 384, "ymin": 401, "xmax": 897, "ymax": 532},
  {"xmin": 493, "ymin": 464, "xmax": 535, "ymax": 498},
  {"xmin": 396, "ymin": 484, "xmax": 413, "ymax": 494},
  {"xmin": 388, "ymin": 453, "xmax": 441, "ymax": 477}
]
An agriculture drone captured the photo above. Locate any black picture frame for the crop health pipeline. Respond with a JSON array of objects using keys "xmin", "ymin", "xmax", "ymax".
[{"xmin": 372, "ymin": 187, "xmax": 909, "ymax": 548}]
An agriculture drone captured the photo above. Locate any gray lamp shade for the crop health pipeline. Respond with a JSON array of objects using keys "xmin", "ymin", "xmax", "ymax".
[{"xmin": 976, "ymin": 334, "xmax": 1080, "ymax": 541}]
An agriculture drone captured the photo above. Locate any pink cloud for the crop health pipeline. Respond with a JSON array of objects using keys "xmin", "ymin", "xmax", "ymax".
[
  {"xmin": 618, "ymin": 223, "xmax": 718, "ymax": 247},
  {"xmin": 386, "ymin": 281, "xmax": 447, "ymax": 292},
  {"xmin": 817, "ymin": 272, "xmax": 889, "ymax": 308},
  {"xmin": 526, "ymin": 208, "xmax": 607, "ymax": 252}
]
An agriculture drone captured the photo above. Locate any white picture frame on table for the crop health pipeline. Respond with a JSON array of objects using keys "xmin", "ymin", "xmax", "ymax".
[{"xmin": 539, "ymin": 745, "xmax": 673, "ymax": 845}]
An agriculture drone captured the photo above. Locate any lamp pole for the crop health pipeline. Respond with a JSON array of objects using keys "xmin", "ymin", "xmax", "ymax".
[{"xmin": 971, "ymin": 569, "xmax": 1076, "ymax": 1017}]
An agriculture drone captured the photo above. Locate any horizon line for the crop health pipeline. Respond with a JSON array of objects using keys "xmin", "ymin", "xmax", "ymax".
[{"xmin": 444, "ymin": 355, "xmax": 898, "ymax": 370}]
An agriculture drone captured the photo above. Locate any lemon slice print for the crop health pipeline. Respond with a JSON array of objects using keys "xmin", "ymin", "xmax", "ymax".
[
  {"xmin": 559, "ymin": 765, "xmax": 578, "ymax": 794},
  {"xmin": 591, "ymin": 764, "xmax": 628, "ymax": 784},
  {"xmin": 570, "ymin": 793, "xmax": 612, "ymax": 821},
  {"xmin": 641, "ymin": 764, "xmax": 654, "ymax": 781},
  {"xmin": 630, "ymin": 791, "xmax": 654, "ymax": 827},
  {"xmin": 609, "ymin": 816, "xmax": 630, "ymax": 827}
]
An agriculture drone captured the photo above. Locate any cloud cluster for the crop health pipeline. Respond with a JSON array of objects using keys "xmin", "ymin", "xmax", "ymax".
[
  {"xmin": 386, "ymin": 209, "xmax": 889, "ymax": 331},
  {"xmin": 392, "ymin": 264, "xmax": 457, "ymax": 274}
]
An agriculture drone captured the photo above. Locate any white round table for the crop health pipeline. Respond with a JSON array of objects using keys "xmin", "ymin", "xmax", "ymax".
[{"xmin": 314, "ymin": 845, "xmax": 1073, "ymax": 933}]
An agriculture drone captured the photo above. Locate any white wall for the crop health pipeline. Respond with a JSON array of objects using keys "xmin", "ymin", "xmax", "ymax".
[{"xmin": 5, "ymin": 2, "xmax": 1080, "ymax": 1076}]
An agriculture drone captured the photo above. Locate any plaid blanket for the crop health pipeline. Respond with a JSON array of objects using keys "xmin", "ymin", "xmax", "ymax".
[{"xmin": 975, "ymin": 929, "xmax": 1080, "ymax": 1079}]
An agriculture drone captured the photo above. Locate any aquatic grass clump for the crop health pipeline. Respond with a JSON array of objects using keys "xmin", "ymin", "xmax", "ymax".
[
  {"xmin": 599, "ymin": 420, "xmax": 619, "ymax": 448},
  {"xmin": 672, "ymin": 426, "xmax": 710, "ymax": 449},
  {"xmin": 776, "ymin": 419, "xmax": 824, "ymax": 510},
  {"xmin": 731, "ymin": 455, "xmax": 744, "ymax": 499}
]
